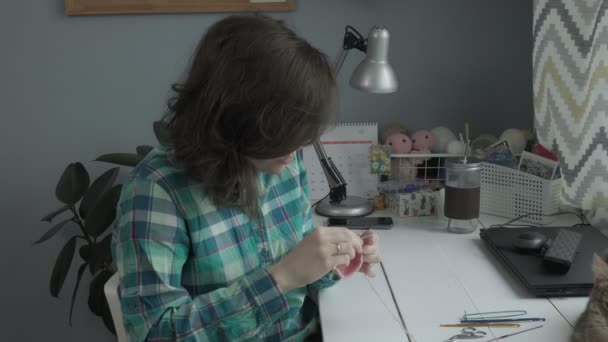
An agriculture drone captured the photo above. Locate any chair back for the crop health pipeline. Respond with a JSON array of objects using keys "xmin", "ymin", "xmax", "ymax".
[{"xmin": 104, "ymin": 273, "xmax": 128, "ymax": 342}]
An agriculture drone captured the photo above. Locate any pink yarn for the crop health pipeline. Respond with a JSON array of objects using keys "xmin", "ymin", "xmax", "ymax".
[{"xmin": 334, "ymin": 253, "xmax": 363, "ymax": 278}]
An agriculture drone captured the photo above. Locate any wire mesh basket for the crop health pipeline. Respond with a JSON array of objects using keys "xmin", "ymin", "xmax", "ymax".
[
  {"xmin": 378, "ymin": 153, "xmax": 562, "ymax": 222},
  {"xmin": 378, "ymin": 153, "xmax": 460, "ymax": 216}
]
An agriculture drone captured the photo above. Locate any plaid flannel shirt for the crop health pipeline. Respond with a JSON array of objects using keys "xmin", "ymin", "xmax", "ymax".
[{"xmin": 112, "ymin": 147, "xmax": 338, "ymax": 341}]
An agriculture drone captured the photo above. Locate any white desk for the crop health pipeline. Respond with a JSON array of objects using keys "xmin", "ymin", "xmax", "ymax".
[
  {"xmin": 319, "ymin": 270, "xmax": 406, "ymax": 342},
  {"xmin": 317, "ymin": 212, "xmax": 590, "ymax": 342}
]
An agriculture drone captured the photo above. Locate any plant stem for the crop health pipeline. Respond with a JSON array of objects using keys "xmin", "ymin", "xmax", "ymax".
[{"xmin": 70, "ymin": 207, "xmax": 92, "ymax": 244}]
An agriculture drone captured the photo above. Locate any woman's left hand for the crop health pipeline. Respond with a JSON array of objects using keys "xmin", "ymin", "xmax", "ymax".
[{"xmin": 358, "ymin": 230, "xmax": 380, "ymax": 277}]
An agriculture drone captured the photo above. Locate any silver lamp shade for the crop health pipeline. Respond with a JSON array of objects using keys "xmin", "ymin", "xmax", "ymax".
[{"xmin": 349, "ymin": 26, "xmax": 399, "ymax": 93}]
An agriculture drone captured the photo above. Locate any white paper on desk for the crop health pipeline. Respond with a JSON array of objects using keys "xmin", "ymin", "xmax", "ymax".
[{"xmin": 303, "ymin": 123, "xmax": 378, "ymax": 201}]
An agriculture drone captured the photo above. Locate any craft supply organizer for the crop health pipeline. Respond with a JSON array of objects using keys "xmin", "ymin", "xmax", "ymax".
[
  {"xmin": 379, "ymin": 153, "xmax": 458, "ymax": 216},
  {"xmin": 480, "ymin": 162, "xmax": 561, "ymax": 224}
]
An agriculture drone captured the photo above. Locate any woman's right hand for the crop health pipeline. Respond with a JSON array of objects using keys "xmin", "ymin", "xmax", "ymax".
[{"xmin": 269, "ymin": 227, "xmax": 363, "ymax": 293}]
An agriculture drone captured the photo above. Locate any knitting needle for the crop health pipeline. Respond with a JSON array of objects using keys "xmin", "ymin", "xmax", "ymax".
[
  {"xmin": 360, "ymin": 228, "xmax": 372, "ymax": 237},
  {"xmin": 440, "ymin": 323, "xmax": 520, "ymax": 328},
  {"xmin": 378, "ymin": 262, "xmax": 413, "ymax": 341},
  {"xmin": 460, "ymin": 318, "xmax": 545, "ymax": 323},
  {"xmin": 484, "ymin": 325, "xmax": 543, "ymax": 341}
]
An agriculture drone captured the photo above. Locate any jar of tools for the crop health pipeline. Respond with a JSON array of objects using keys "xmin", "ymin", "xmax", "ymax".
[{"xmin": 444, "ymin": 158, "xmax": 481, "ymax": 233}]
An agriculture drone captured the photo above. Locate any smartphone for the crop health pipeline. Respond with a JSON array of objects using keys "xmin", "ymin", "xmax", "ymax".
[{"xmin": 327, "ymin": 216, "xmax": 393, "ymax": 229}]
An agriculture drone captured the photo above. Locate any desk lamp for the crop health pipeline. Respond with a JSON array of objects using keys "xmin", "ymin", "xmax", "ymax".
[{"xmin": 314, "ymin": 25, "xmax": 398, "ymax": 217}]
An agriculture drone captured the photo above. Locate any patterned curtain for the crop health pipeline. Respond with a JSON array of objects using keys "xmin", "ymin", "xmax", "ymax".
[{"xmin": 533, "ymin": 0, "xmax": 608, "ymax": 225}]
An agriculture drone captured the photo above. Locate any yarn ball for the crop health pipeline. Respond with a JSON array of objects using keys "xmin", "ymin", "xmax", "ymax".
[
  {"xmin": 430, "ymin": 126, "xmax": 457, "ymax": 153},
  {"xmin": 446, "ymin": 140, "xmax": 465, "ymax": 155},
  {"xmin": 520, "ymin": 129, "xmax": 536, "ymax": 142},
  {"xmin": 520, "ymin": 128, "xmax": 537, "ymax": 151},
  {"xmin": 381, "ymin": 123, "xmax": 408, "ymax": 144},
  {"xmin": 411, "ymin": 129, "xmax": 434, "ymax": 151},
  {"xmin": 499, "ymin": 129, "xmax": 526, "ymax": 155},
  {"xmin": 385, "ymin": 133, "xmax": 412, "ymax": 154},
  {"xmin": 473, "ymin": 134, "xmax": 498, "ymax": 146},
  {"xmin": 470, "ymin": 134, "xmax": 497, "ymax": 159},
  {"xmin": 471, "ymin": 134, "xmax": 497, "ymax": 153},
  {"xmin": 334, "ymin": 253, "xmax": 363, "ymax": 278}
]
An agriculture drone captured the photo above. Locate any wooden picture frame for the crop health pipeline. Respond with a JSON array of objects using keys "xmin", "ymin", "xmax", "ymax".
[{"xmin": 65, "ymin": 0, "xmax": 296, "ymax": 16}]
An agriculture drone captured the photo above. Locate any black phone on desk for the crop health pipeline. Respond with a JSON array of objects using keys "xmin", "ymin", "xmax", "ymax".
[{"xmin": 327, "ymin": 216, "xmax": 393, "ymax": 229}]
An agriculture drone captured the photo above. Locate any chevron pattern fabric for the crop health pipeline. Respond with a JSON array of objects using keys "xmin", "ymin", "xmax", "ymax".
[{"xmin": 533, "ymin": 0, "xmax": 608, "ymax": 219}]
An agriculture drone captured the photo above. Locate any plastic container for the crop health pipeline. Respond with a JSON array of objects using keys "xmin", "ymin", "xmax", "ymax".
[{"xmin": 480, "ymin": 162, "xmax": 561, "ymax": 225}]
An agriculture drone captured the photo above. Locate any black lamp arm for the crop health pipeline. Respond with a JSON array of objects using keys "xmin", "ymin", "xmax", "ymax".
[
  {"xmin": 313, "ymin": 140, "xmax": 347, "ymax": 203},
  {"xmin": 327, "ymin": 160, "xmax": 347, "ymax": 203},
  {"xmin": 344, "ymin": 26, "xmax": 367, "ymax": 53},
  {"xmin": 312, "ymin": 25, "xmax": 367, "ymax": 204}
]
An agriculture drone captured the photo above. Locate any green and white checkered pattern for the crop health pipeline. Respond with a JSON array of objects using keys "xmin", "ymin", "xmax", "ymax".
[{"xmin": 112, "ymin": 146, "xmax": 337, "ymax": 341}]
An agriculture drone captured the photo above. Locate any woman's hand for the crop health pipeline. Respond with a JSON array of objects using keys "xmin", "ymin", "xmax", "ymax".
[
  {"xmin": 358, "ymin": 230, "xmax": 380, "ymax": 277},
  {"xmin": 270, "ymin": 226, "xmax": 363, "ymax": 293}
]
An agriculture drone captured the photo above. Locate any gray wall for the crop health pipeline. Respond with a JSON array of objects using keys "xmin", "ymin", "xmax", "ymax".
[{"xmin": 0, "ymin": 1, "xmax": 531, "ymax": 340}]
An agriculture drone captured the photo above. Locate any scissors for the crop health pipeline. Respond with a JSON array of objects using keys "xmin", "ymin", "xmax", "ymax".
[{"xmin": 442, "ymin": 327, "xmax": 487, "ymax": 341}]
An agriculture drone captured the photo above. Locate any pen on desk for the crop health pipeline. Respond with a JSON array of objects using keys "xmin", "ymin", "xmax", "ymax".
[
  {"xmin": 460, "ymin": 318, "xmax": 546, "ymax": 323},
  {"xmin": 440, "ymin": 323, "xmax": 520, "ymax": 328}
]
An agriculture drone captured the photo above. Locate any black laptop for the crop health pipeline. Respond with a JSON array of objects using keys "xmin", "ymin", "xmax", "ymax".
[{"xmin": 480, "ymin": 225, "xmax": 608, "ymax": 297}]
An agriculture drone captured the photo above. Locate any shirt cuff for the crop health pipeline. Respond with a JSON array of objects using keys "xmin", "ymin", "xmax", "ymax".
[
  {"xmin": 318, "ymin": 271, "xmax": 341, "ymax": 288},
  {"xmin": 307, "ymin": 271, "xmax": 341, "ymax": 303},
  {"xmin": 245, "ymin": 268, "xmax": 290, "ymax": 322}
]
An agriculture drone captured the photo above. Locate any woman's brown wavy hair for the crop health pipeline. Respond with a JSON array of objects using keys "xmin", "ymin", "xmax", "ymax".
[{"xmin": 163, "ymin": 14, "xmax": 336, "ymax": 218}]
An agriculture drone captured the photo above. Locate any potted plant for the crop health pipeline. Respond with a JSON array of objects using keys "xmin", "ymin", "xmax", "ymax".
[{"xmin": 35, "ymin": 121, "xmax": 169, "ymax": 334}]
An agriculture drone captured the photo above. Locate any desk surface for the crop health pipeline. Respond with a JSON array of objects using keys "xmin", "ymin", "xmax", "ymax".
[
  {"xmin": 317, "ymin": 212, "xmax": 590, "ymax": 342},
  {"xmin": 319, "ymin": 270, "xmax": 406, "ymax": 342}
]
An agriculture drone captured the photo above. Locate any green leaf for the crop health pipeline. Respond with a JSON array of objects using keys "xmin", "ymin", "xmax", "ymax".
[
  {"xmin": 79, "ymin": 167, "xmax": 120, "ymax": 219},
  {"xmin": 34, "ymin": 218, "xmax": 74, "ymax": 245},
  {"xmin": 84, "ymin": 185, "xmax": 122, "ymax": 237},
  {"xmin": 88, "ymin": 270, "xmax": 114, "ymax": 317},
  {"xmin": 89, "ymin": 234, "xmax": 112, "ymax": 275},
  {"xmin": 55, "ymin": 163, "xmax": 90, "ymax": 205},
  {"xmin": 136, "ymin": 145, "xmax": 154, "ymax": 157},
  {"xmin": 69, "ymin": 263, "xmax": 88, "ymax": 326},
  {"xmin": 41, "ymin": 204, "xmax": 70, "ymax": 222},
  {"xmin": 153, "ymin": 120, "xmax": 171, "ymax": 145},
  {"xmin": 95, "ymin": 153, "xmax": 143, "ymax": 167},
  {"xmin": 50, "ymin": 237, "xmax": 77, "ymax": 297}
]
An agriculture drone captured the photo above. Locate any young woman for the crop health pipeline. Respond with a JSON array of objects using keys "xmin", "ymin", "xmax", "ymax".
[{"xmin": 112, "ymin": 14, "xmax": 380, "ymax": 341}]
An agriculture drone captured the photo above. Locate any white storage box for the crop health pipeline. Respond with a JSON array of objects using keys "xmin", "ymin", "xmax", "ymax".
[
  {"xmin": 480, "ymin": 162, "xmax": 561, "ymax": 225},
  {"xmin": 397, "ymin": 190, "xmax": 439, "ymax": 217}
]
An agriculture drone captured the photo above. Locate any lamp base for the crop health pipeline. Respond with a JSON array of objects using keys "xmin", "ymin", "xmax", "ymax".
[{"xmin": 314, "ymin": 195, "xmax": 374, "ymax": 217}]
